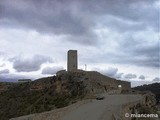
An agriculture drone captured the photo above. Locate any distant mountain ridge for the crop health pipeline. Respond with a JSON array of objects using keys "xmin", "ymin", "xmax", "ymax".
[{"xmin": 133, "ymin": 83, "xmax": 160, "ymax": 104}]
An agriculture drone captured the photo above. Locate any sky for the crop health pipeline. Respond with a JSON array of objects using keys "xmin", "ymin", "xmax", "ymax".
[{"xmin": 0, "ymin": 0, "xmax": 159, "ymax": 87}]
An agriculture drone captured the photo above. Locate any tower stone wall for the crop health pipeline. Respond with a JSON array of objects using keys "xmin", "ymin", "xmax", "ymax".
[{"xmin": 67, "ymin": 50, "xmax": 78, "ymax": 71}]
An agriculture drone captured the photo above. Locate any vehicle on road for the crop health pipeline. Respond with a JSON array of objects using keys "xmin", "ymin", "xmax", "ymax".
[{"xmin": 96, "ymin": 94, "xmax": 104, "ymax": 100}]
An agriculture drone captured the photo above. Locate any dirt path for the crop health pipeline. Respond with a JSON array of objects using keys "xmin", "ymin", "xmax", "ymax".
[{"xmin": 61, "ymin": 94, "xmax": 142, "ymax": 120}]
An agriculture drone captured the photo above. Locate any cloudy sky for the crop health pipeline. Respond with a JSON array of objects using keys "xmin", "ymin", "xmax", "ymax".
[{"xmin": 0, "ymin": 0, "xmax": 159, "ymax": 87}]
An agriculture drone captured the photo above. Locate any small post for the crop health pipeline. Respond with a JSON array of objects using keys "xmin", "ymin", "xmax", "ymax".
[{"xmin": 85, "ymin": 64, "xmax": 87, "ymax": 71}]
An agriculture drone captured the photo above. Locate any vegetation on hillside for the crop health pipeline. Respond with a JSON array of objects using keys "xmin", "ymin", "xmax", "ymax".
[
  {"xmin": 133, "ymin": 83, "xmax": 160, "ymax": 104},
  {"xmin": 131, "ymin": 103, "xmax": 160, "ymax": 120},
  {"xmin": 0, "ymin": 76, "xmax": 85, "ymax": 120}
]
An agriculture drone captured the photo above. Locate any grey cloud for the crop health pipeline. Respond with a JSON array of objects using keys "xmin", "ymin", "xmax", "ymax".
[
  {"xmin": 129, "ymin": 41, "xmax": 160, "ymax": 68},
  {"xmin": 153, "ymin": 77, "xmax": 160, "ymax": 82},
  {"xmin": 41, "ymin": 66, "xmax": 63, "ymax": 75},
  {"xmin": 83, "ymin": 0, "xmax": 158, "ymax": 31},
  {"xmin": 139, "ymin": 75, "xmax": 145, "ymax": 80},
  {"xmin": 96, "ymin": 15, "xmax": 146, "ymax": 33},
  {"xmin": 87, "ymin": 33, "xmax": 159, "ymax": 68},
  {"xmin": 0, "ymin": 0, "xmax": 159, "ymax": 72},
  {"xmin": 0, "ymin": 0, "xmax": 97, "ymax": 45},
  {"xmin": 115, "ymin": 73, "xmax": 124, "ymax": 79},
  {"xmin": 124, "ymin": 73, "xmax": 137, "ymax": 79},
  {"xmin": 0, "ymin": 63, "xmax": 5, "ymax": 67},
  {"xmin": 0, "ymin": 51, "xmax": 5, "ymax": 56},
  {"xmin": 0, "ymin": 51, "xmax": 7, "ymax": 59},
  {"xmin": 93, "ymin": 67, "xmax": 124, "ymax": 79},
  {"xmin": 0, "ymin": 69, "xmax": 9, "ymax": 74},
  {"xmin": 100, "ymin": 67, "xmax": 118, "ymax": 78},
  {"xmin": 0, "ymin": 0, "xmax": 158, "ymax": 45},
  {"xmin": 84, "ymin": 44, "xmax": 159, "ymax": 69},
  {"xmin": 11, "ymin": 55, "xmax": 54, "ymax": 72}
]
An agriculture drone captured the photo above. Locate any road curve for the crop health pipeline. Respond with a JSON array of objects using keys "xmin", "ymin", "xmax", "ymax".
[{"xmin": 61, "ymin": 94, "xmax": 142, "ymax": 120}]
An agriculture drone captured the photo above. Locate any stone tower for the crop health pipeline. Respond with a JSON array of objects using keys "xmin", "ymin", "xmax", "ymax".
[{"xmin": 67, "ymin": 50, "xmax": 78, "ymax": 71}]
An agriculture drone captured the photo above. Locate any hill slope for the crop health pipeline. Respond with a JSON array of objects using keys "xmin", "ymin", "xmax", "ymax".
[
  {"xmin": 0, "ymin": 70, "xmax": 131, "ymax": 119},
  {"xmin": 0, "ymin": 76, "xmax": 85, "ymax": 120},
  {"xmin": 133, "ymin": 83, "xmax": 160, "ymax": 104}
]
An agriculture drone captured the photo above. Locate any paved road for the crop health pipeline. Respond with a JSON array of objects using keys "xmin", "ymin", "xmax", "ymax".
[{"xmin": 62, "ymin": 94, "xmax": 142, "ymax": 120}]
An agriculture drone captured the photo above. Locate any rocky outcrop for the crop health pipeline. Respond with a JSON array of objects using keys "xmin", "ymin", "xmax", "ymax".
[
  {"xmin": 0, "ymin": 82, "xmax": 14, "ymax": 92},
  {"xmin": 114, "ymin": 93, "xmax": 157, "ymax": 120},
  {"xmin": 56, "ymin": 70, "xmax": 131, "ymax": 95},
  {"xmin": 142, "ymin": 92, "xmax": 157, "ymax": 108},
  {"xmin": 30, "ymin": 76, "xmax": 56, "ymax": 90}
]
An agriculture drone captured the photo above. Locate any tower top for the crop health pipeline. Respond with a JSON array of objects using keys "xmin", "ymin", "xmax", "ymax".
[{"xmin": 68, "ymin": 50, "xmax": 77, "ymax": 52}]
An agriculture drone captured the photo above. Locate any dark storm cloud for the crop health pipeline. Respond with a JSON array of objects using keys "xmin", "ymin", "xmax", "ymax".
[
  {"xmin": 0, "ymin": 0, "xmax": 97, "ymax": 45},
  {"xmin": 41, "ymin": 66, "xmax": 63, "ymax": 75},
  {"xmin": 0, "ymin": 0, "xmax": 158, "ymax": 45},
  {"xmin": 0, "ymin": 69, "xmax": 9, "ymax": 74},
  {"xmin": 139, "ymin": 75, "xmax": 145, "ymax": 80},
  {"xmin": 124, "ymin": 73, "xmax": 137, "ymax": 79},
  {"xmin": 10, "ymin": 55, "xmax": 54, "ymax": 72}
]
